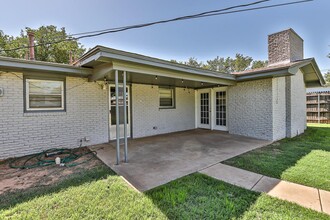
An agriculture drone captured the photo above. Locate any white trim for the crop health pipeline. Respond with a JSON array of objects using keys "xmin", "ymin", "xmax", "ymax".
[
  {"xmin": 196, "ymin": 87, "xmax": 228, "ymax": 131},
  {"xmin": 197, "ymin": 89, "xmax": 211, "ymax": 129},
  {"xmin": 26, "ymin": 79, "xmax": 64, "ymax": 111},
  {"xmin": 108, "ymin": 84, "xmax": 131, "ymax": 140},
  {"xmin": 195, "ymin": 90, "xmax": 198, "ymax": 129},
  {"xmin": 210, "ymin": 88, "xmax": 215, "ymax": 130}
]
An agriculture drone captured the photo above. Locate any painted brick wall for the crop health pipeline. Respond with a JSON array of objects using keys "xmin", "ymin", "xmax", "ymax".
[
  {"xmin": 0, "ymin": 72, "xmax": 108, "ymax": 159},
  {"xmin": 272, "ymin": 77, "xmax": 287, "ymax": 140},
  {"xmin": 227, "ymin": 79, "xmax": 274, "ymax": 140},
  {"xmin": 131, "ymin": 84, "xmax": 195, "ymax": 138},
  {"xmin": 286, "ymin": 70, "xmax": 307, "ymax": 137}
]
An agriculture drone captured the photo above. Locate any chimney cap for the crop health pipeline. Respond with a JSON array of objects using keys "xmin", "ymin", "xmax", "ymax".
[
  {"xmin": 268, "ymin": 28, "xmax": 304, "ymax": 41},
  {"xmin": 27, "ymin": 31, "xmax": 35, "ymax": 36}
]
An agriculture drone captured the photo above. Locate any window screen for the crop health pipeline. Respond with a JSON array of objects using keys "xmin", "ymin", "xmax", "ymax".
[
  {"xmin": 26, "ymin": 79, "xmax": 64, "ymax": 111},
  {"xmin": 159, "ymin": 87, "xmax": 175, "ymax": 108}
]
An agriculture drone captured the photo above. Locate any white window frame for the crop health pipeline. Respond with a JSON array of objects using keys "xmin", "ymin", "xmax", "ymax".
[
  {"xmin": 159, "ymin": 87, "xmax": 175, "ymax": 109},
  {"xmin": 25, "ymin": 78, "xmax": 65, "ymax": 111}
]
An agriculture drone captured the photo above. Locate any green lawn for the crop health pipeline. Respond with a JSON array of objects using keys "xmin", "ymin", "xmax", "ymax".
[
  {"xmin": 223, "ymin": 124, "xmax": 330, "ymax": 191},
  {"xmin": 1, "ymin": 166, "xmax": 328, "ymax": 219}
]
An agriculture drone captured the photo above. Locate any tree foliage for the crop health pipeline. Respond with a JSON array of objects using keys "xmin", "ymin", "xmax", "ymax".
[
  {"xmin": 251, "ymin": 60, "xmax": 268, "ymax": 69},
  {"xmin": 0, "ymin": 25, "xmax": 85, "ymax": 64},
  {"xmin": 324, "ymin": 71, "xmax": 330, "ymax": 85},
  {"xmin": 173, "ymin": 54, "xmax": 267, "ymax": 73}
]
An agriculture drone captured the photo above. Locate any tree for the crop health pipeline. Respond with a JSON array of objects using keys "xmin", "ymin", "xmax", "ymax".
[
  {"xmin": 0, "ymin": 25, "xmax": 85, "ymax": 64},
  {"xmin": 230, "ymin": 53, "xmax": 253, "ymax": 72},
  {"xmin": 171, "ymin": 54, "xmax": 267, "ymax": 73},
  {"xmin": 184, "ymin": 57, "xmax": 203, "ymax": 68},
  {"xmin": 324, "ymin": 71, "xmax": 330, "ymax": 85},
  {"xmin": 251, "ymin": 60, "xmax": 268, "ymax": 69},
  {"xmin": 204, "ymin": 56, "xmax": 229, "ymax": 72},
  {"xmin": 203, "ymin": 54, "xmax": 253, "ymax": 73}
]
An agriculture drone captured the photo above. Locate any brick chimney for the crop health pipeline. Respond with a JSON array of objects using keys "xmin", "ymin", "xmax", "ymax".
[
  {"xmin": 268, "ymin": 28, "xmax": 303, "ymax": 66},
  {"xmin": 27, "ymin": 31, "xmax": 35, "ymax": 60}
]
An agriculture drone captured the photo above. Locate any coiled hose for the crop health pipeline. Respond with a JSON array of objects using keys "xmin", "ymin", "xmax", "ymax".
[{"xmin": 9, "ymin": 148, "xmax": 96, "ymax": 169}]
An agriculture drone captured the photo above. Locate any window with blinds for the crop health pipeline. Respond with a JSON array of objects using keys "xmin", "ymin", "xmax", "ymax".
[
  {"xmin": 159, "ymin": 87, "xmax": 175, "ymax": 109},
  {"xmin": 25, "ymin": 79, "xmax": 65, "ymax": 111}
]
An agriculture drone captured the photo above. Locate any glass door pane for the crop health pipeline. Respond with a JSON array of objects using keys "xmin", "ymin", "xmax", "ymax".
[
  {"xmin": 109, "ymin": 86, "xmax": 130, "ymax": 140},
  {"xmin": 200, "ymin": 92, "xmax": 209, "ymax": 125},
  {"xmin": 215, "ymin": 91, "xmax": 226, "ymax": 127}
]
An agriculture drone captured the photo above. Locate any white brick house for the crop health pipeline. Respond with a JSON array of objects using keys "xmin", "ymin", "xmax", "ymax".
[{"xmin": 0, "ymin": 28, "xmax": 325, "ymax": 159}]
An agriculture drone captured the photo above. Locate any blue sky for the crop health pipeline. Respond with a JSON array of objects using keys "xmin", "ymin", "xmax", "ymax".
[{"xmin": 1, "ymin": 0, "xmax": 329, "ymax": 72}]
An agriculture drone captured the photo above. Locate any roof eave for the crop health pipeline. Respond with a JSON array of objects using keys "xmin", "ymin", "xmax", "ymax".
[
  {"xmin": 0, "ymin": 56, "xmax": 92, "ymax": 77},
  {"xmin": 310, "ymin": 58, "xmax": 326, "ymax": 86},
  {"xmin": 235, "ymin": 68, "xmax": 291, "ymax": 81},
  {"xmin": 78, "ymin": 46, "xmax": 236, "ymax": 81},
  {"xmin": 288, "ymin": 58, "xmax": 326, "ymax": 87}
]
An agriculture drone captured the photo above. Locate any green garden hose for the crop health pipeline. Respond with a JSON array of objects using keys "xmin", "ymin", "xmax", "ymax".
[{"xmin": 9, "ymin": 148, "xmax": 96, "ymax": 169}]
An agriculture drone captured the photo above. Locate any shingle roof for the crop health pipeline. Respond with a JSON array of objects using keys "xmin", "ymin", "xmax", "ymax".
[{"xmin": 232, "ymin": 59, "xmax": 312, "ymax": 75}]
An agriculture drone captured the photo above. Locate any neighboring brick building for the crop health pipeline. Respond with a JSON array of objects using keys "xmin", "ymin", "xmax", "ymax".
[
  {"xmin": 306, "ymin": 87, "xmax": 330, "ymax": 124},
  {"xmin": 0, "ymin": 28, "xmax": 325, "ymax": 159}
]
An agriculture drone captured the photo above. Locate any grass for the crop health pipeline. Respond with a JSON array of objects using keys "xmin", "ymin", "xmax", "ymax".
[
  {"xmin": 223, "ymin": 124, "xmax": 330, "ymax": 191},
  {"xmin": 1, "ymin": 166, "xmax": 329, "ymax": 219}
]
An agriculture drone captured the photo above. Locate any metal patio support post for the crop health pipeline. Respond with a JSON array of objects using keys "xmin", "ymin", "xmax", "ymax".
[
  {"xmin": 123, "ymin": 71, "xmax": 128, "ymax": 162},
  {"xmin": 115, "ymin": 70, "xmax": 120, "ymax": 165},
  {"xmin": 317, "ymin": 93, "xmax": 320, "ymax": 124}
]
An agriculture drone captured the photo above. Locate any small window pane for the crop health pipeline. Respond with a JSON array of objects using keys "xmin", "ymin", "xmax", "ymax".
[
  {"xmin": 29, "ymin": 95, "xmax": 62, "ymax": 108},
  {"xmin": 27, "ymin": 79, "xmax": 64, "ymax": 110},
  {"xmin": 159, "ymin": 88, "xmax": 174, "ymax": 108}
]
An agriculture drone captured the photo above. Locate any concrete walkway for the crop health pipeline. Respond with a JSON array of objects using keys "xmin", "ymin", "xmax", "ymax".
[{"xmin": 200, "ymin": 163, "xmax": 330, "ymax": 215}]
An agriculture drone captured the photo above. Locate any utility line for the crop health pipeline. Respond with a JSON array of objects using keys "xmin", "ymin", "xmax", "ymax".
[
  {"xmin": 68, "ymin": 0, "xmax": 271, "ymax": 37},
  {"xmin": 0, "ymin": 0, "xmax": 313, "ymax": 53},
  {"xmin": 73, "ymin": 0, "xmax": 312, "ymax": 40}
]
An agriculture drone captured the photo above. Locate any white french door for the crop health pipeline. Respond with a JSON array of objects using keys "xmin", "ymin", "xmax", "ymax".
[
  {"xmin": 109, "ymin": 85, "xmax": 130, "ymax": 140},
  {"xmin": 213, "ymin": 88, "xmax": 227, "ymax": 131},
  {"xmin": 198, "ymin": 89, "xmax": 211, "ymax": 129},
  {"xmin": 197, "ymin": 88, "xmax": 228, "ymax": 131}
]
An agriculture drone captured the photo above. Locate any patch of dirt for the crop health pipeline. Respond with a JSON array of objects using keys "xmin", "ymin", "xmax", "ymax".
[
  {"xmin": 0, "ymin": 147, "xmax": 103, "ymax": 195},
  {"xmin": 271, "ymin": 142, "xmax": 281, "ymax": 147},
  {"xmin": 271, "ymin": 148, "xmax": 283, "ymax": 155}
]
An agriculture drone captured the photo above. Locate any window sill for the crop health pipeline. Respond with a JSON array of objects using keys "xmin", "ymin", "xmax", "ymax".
[
  {"xmin": 159, "ymin": 107, "xmax": 176, "ymax": 110},
  {"xmin": 23, "ymin": 111, "xmax": 67, "ymax": 117}
]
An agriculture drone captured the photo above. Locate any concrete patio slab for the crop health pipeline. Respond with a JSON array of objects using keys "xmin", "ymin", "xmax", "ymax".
[
  {"xmin": 200, "ymin": 163, "xmax": 263, "ymax": 189},
  {"xmin": 320, "ymin": 190, "xmax": 330, "ymax": 215},
  {"xmin": 90, "ymin": 129, "xmax": 271, "ymax": 191}
]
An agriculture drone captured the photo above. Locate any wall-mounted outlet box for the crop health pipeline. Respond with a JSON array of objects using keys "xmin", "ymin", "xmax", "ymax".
[{"xmin": 0, "ymin": 88, "xmax": 4, "ymax": 97}]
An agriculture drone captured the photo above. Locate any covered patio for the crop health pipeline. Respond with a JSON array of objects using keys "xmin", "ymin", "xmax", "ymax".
[
  {"xmin": 78, "ymin": 46, "xmax": 237, "ymax": 165},
  {"xmin": 90, "ymin": 129, "xmax": 271, "ymax": 191}
]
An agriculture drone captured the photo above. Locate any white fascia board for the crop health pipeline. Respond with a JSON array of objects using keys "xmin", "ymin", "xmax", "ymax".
[
  {"xmin": 236, "ymin": 69, "xmax": 290, "ymax": 81},
  {"xmin": 96, "ymin": 50, "xmax": 235, "ymax": 81},
  {"xmin": 111, "ymin": 60, "xmax": 236, "ymax": 85},
  {"xmin": 77, "ymin": 53, "xmax": 102, "ymax": 67},
  {"xmin": 0, "ymin": 57, "xmax": 92, "ymax": 76},
  {"xmin": 289, "ymin": 59, "xmax": 326, "ymax": 86}
]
